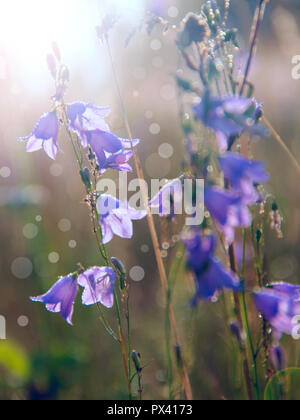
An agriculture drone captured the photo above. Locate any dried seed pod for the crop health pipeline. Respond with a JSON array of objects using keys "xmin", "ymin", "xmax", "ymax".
[{"xmin": 177, "ymin": 12, "xmax": 210, "ymax": 49}]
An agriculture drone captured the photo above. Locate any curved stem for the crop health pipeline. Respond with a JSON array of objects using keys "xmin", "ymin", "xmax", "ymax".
[
  {"xmin": 263, "ymin": 116, "xmax": 300, "ymax": 178},
  {"xmin": 240, "ymin": 0, "xmax": 268, "ymax": 96},
  {"xmin": 104, "ymin": 37, "xmax": 193, "ymax": 400}
]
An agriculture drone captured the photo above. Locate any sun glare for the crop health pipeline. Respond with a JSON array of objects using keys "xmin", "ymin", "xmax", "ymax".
[{"xmin": 0, "ymin": 0, "xmax": 144, "ymax": 91}]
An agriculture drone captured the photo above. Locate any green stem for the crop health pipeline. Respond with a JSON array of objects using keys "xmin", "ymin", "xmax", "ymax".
[{"xmin": 114, "ymin": 289, "xmax": 132, "ymax": 399}]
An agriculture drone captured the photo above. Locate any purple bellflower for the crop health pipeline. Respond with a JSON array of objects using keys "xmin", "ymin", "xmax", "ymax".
[
  {"xmin": 183, "ymin": 230, "xmax": 241, "ymax": 303},
  {"xmin": 194, "ymin": 92, "xmax": 267, "ymax": 151},
  {"xmin": 93, "ymin": 139, "xmax": 139, "ymax": 174},
  {"xmin": 18, "ymin": 112, "xmax": 60, "ymax": 160},
  {"xmin": 78, "ymin": 267, "xmax": 116, "ymax": 308},
  {"xmin": 30, "ymin": 274, "xmax": 78, "ymax": 325},
  {"xmin": 67, "ymin": 102, "xmax": 111, "ymax": 147},
  {"xmin": 253, "ymin": 283, "xmax": 300, "ymax": 338},
  {"xmin": 149, "ymin": 178, "xmax": 183, "ymax": 220},
  {"xmin": 219, "ymin": 152, "xmax": 269, "ymax": 204},
  {"xmin": 97, "ymin": 194, "xmax": 147, "ymax": 244},
  {"xmin": 97, "ymin": 150, "xmax": 134, "ymax": 174},
  {"xmin": 205, "ymin": 186, "xmax": 251, "ymax": 244}
]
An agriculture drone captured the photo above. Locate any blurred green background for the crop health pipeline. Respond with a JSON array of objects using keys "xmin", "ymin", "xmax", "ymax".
[{"xmin": 1, "ymin": 0, "xmax": 300, "ymax": 400}]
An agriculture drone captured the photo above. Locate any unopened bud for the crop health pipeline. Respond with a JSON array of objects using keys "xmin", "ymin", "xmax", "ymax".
[
  {"xmin": 46, "ymin": 54, "xmax": 56, "ymax": 79},
  {"xmin": 80, "ymin": 168, "xmax": 91, "ymax": 190},
  {"xmin": 111, "ymin": 257, "xmax": 126, "ymax": 290},
  {"xmin": 52, "ymin": 42, "xmax": 61, "ymax": 61},
  {"xmin": 61, "ymin": 66, "xmax": 70, "ymax": 83},
  {"xmin": 132, "ymin": 351, "xmax": 142, "ymax": 373},
  {"xmin": 178, "ymin": 13, "xmax": 210, "ymax": 49},
  {"xmin": 230, "ymin": 322, "xmax": 245, "ymax": 349},
  {"xmin": 270, "ymin": 345, "xmax": 285, "ymax": 372}
]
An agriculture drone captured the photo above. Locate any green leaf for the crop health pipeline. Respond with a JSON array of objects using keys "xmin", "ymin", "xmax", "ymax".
[
  {"xmin": 0, "ymin": 340, "xmax": 31, "ymax": 382},
  {"xmin": 264, "ymin": 368, "xmax": 300, "ymax": 400}
]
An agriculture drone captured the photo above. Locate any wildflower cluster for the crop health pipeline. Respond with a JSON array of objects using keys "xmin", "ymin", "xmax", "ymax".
[
  {"xmin": 18, "ymin": 0, "xmax": 300, "ymax": 400},
  {"xmin": 19, "ymin": 44, "xmax": 146, "ymax": 327}
]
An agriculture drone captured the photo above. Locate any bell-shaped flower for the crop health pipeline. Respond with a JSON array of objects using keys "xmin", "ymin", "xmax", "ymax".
[
  {"xmin": 219, "ymin": 152, "xmax": 269, "ymax": 204},
  {"xmin": 67, "ymin": 102, "xmax": 111, "ymax": 147},
  {"xmin": 97, "ymin": 194, "xmax": 147, "ymax": 244},
  {"xmin": 183, "ymin": 229, "xmax": 241, "ymax": 303},
  {"xmin": 194, "ymin": 92, "xmax": 268, "ymax": 151},
  {"xmin": 205, "ymin": 186, "xmax": 251, "ymax": 244},
  {"xmin": 30, "ymin": 274, "xmax": 78, "ymax": 325},
  {"xmin": 18, "ymin": 112, "xmax": 60, "ymax": 160},
  {"xmin": 96, "ymin": 149, "xmax": 134, "ymax": 174},
  {"xmin": 253, "ymin": 283, "xmax": 300, "ymax": 338},
  {"xmin": 78, "ymin": 267, "xmax": 116, "ymax": 308}
]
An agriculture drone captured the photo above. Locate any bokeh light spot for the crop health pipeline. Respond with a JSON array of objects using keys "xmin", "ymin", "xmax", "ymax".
[
  {"xmin": 130, "ymin": 266, "xmax": 145, "ymax": 282},
  {"xmin": 48, "ymin": 252, "xmax": 60, "ymax": 264},
  {"xmin": 159, "ymin": 143, "xmax": 174, "ymax": 159},
  {"xmin": 23, "ymin": 223, "xmax": 39, "ymax": 240},
  {"xmin": 11, "ymin": 257, "xmax": 33, "ymax": 279}
]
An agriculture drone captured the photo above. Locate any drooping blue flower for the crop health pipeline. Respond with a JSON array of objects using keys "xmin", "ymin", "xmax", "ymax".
[
  {"xmin": 149, "ymin": 178, "xmax": 183, "ymax": 219},
  {"xmin": 67, "ymin": 102, "xmax": 111, "ymax": 147},
  {"xmin": 253, "ymin": 283, "xmax": 300, "ymax": 338},
  {"xmin": 182, "ymin": 229, "xmax": 241, "ymax": 303},
  {"xmin": 93, "ymin": 138, "xmax": 139, "ymax": 174},
  {"xmin": 205, "ymin": 186, "xmax": 251, "ymax": 244},
  {"xmin": 194, "ymin": 92, "xmax": 267, "ymax": 151},
  {"xmin": 97, "ymin": 194, "xmax": 147, "ymax": 244},
  {"xmin": 219, "ymin": 152, "xmax": 269, "ymax": 204},
  {"xmin": 18, "ymin": 112, "xmax": 60, "ymax": 160},
  {"xmin": 78, "ymin": 267, "xmax": 116, "ymax": 308},
  {"xmin": 30, "ymin": 274, "xmax": 78, "ymax": 325},
  {"xmin": 97, "ymin": 149, "xmax": 134, "ymax": 174}
]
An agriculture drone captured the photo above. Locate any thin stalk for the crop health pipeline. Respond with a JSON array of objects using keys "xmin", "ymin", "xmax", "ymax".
[
  {"xmin": 104, "ymin": 36, "xmax": 193, "ymax": 400},
  {"xmin": 126, "ymin": 292, "xmax": 132, "ymax": 390},
  {"xmin": 114, "ymin": 289, "xmax": 132, "ymax": 399},
  {"xmin": 229, "ymin": 244, "xmax": 255, "ymax": 400},
  {"xmin": 239, "ymin": 0, "xmax": 268, "ymax": 96},
  {"xmin": 62, "ymin": 106, "xmax": 131, "ymax": 398},
  {"xmin": 240, "ymin": 230, "xmax": 260, "ymax": 399},
  {"xmin": 263, "ymin": 116, "xmax": 300, "ymax": 178}
]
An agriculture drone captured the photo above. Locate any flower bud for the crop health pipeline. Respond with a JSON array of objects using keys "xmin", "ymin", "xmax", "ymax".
[
  {"xmin": 46, "ymin": 54, "xmax": 56, "ymax": 79},
  {"xmin": 111, "ymin": 257, "xmax": 126, "ymax": 290},
  {"xmin": 80, "ymin": 168, "xmax": 91, "ymax": 190},
  {"xmin": 132, "ymin": 351, "xmax": 142, "ymax": 373},
  {"xmin": 230, "ymin": 322, "xmax": 245, "ymax": 349},
  {"xmin": 52, "ymin": 42, "xmax": 61, "ymax": 61},
  {"xmin": 178, "ymin": 13, "xmax": 210, "ymax": 49},
  {"xmin": 270, "ymin": 345, "xmax": 285, "ymax": 372}
]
